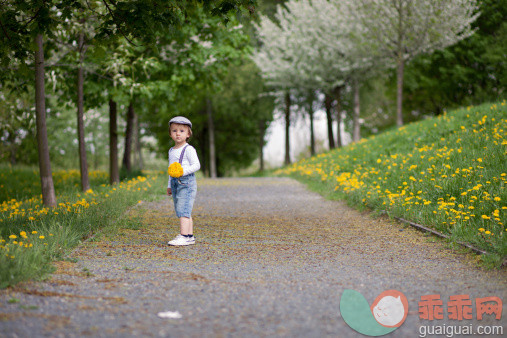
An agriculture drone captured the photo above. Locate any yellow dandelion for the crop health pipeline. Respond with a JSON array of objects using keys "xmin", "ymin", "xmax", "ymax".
[{"xmin": 168, "ymin": 162, "xmax": 184, "ymax": 178}]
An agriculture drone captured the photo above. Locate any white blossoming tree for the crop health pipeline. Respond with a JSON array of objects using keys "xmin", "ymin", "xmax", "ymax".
[
  {"xmin": 253, "ymin": 0, "xmax": 368, "ymax": 157},
  {"xmin": 252, "ymin": 6, "xmax": 298, "ymax": 164},
  {"xmin": 356, "ymin": 0, "xmax": 480, "ymax": 126}
]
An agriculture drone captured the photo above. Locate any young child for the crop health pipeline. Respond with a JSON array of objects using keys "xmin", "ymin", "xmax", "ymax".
[{"xmin": 166, "ymin": 116, "xmax": 200, "ymax": 246}]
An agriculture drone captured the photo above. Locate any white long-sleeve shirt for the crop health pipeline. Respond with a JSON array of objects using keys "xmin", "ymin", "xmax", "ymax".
[{"xmin": 167, "ymin": 144, "xmax": 200, "ymax": 187}]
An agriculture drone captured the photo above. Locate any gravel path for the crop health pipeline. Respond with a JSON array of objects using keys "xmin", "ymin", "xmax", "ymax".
[{"xmin": 1, "ymin": 177, "xmax": 505, "ymax": 337}]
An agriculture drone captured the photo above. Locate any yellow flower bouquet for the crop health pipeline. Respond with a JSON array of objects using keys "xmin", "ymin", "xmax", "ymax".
[{"xmin": 168, "ymin": 162, "xmax": 184, "ymax": 178}]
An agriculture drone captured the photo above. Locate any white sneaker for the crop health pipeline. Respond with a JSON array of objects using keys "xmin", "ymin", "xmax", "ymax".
[{"xmin": 168, "ymin": 234, "xmax": 195, "ymax": 246}]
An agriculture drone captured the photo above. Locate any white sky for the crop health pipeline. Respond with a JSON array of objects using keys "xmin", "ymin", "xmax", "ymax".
[{"xmin": 263, "ymin": 108, "xmax": 351, "ymax": 168}]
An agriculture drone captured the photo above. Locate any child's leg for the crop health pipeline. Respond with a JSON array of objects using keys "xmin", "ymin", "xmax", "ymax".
[{"xmin": 180, "ymin": 217, "xmax": 193, "ymax": 235}]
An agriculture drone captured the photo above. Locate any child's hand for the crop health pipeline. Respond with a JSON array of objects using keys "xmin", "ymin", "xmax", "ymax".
[{"xmin": 167, "ymin": 188, "xmax": 172, "ymax": 195}]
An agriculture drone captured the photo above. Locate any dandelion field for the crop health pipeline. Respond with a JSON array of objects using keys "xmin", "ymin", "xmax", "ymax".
[
  {"xmin": 0, "ymin": 167, "xmax": 166, "ymax": 288},
  {"xmin": 277, "ymin": 101, "xmax": 506, "ymax": 266}
]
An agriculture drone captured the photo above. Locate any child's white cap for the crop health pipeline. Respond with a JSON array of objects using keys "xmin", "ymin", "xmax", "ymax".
[{"xmin": 169, "ymin": 116, "xmax": 192, "ymax": 128}]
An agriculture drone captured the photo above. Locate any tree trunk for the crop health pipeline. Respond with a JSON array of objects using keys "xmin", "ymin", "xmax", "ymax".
[
  {"xmin": 77, "ymin": 31, "xmax": 90, "ymax": 192},
  {"xmin": 324, "ymin": 93, "xmax": 335, "ymax": 149},
  {"xmin": 109, "ymin": 99, "xmax": 119, "ymax": 185},
  {"xmin": 132, "ymin": 113, "xmax": 138, "ymax": 168},
  {"xmin": 284, "ymin": 92, "xmax": 291, "ymax": 165},
  {"xmin": 9, "ymin": 145, "xmax": 17, "ymax": 165},
  {"xmin": 396, "ymin": 56, "xmax": 405, "ymax": 126},
  {"xmin": 258, "ymin": 120, "xmax": 266, "ymax": 172},
  {"xmin": 122, "ymin": 102, "xmax": 134, "ymax": 172},
  {"xmin": 201, "ymin": 121, "xmax": 209, "ymax": 177},
  {"xmin": 136, "ymin": 118, "xmax": 144, "ymax": 170},
  {"xmin": 334, "ymin": 86, "xmax": 342, "ymax": 148},
  {"xmin": 353, "ymin": 81, "xmax": 361, "ymax": 142},
  {"xmin": 308, "ymin": 91, "xmax": 315, "ymax": 156},
  {"xmin": 93, "ymin": 138, "xmax": 99, "ymax": 170},
  {"xmin": 396, "ymin": 1, "xmax": 405, "ymax": 127},
  {"xmin": 34, "ymin": 34, "xmax": 56, "ymax": 207},
  {"xmin": 8, "ymin": 131, "xmax": 17, "ymax": 165},
  {"xmin": 132, "ymin": 113, "xmax": 143, "ymax": 170},
  {"xmin": 206, "ymin": 98, "xmax": 217, "ymax": 178}
]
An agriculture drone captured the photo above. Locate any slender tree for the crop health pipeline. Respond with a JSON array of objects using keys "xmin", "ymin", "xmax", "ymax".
[
  {"xmin": 253, "ymin": 8, "xmax": 297, "ymax": 162},
  {"xmin": 35, "ymin": 34, "xmax": 57, "ymax": 207},
  {"xmin": 306, "ymin": 91, "xmax": 316, "ymax": 156},
  {"xmin": 122, "ymin": 102, "xmax": 134, "ymax": 172},
  {"xmin": 352, "ymin": 80, "xmax": 361, "ymax": 142},
  {"xmin": 0, "ymin": 1, "xmax": 69, "ymax": 206},
  {"xmin": 132, "ymin": 113, "xmax": 143, "ymax": 170},
  {"xmin": 324, "ymin": 93, "xmax": 335, "ymax": 149},
  {"xmin": 334, "ymin": 86, "xmax": 343, "ymax": 148},
  {"xmin": 356, "ymin": 0, "xmax": 480, "ymax": 126},
  {"xmin": 253, "ymin": 0, "xmax": 369, "ymax": 152},
  {"xmin": 284, "ymin": 92, "xmax": 291, "ymax": 165},
  {"xmin": 206, "ymin": 97, "xmax": 217, "ymax": 178},
  {"xmin": 76, "ymin": 30, "xmax": 90, "ymax": 191},
  {"xmin": 258, "ymin": 119, "xmax": 266, "ymax": 171},
  {"xmin": 109, "ymin": 99, "xmax": 119, "ymax": 184}
]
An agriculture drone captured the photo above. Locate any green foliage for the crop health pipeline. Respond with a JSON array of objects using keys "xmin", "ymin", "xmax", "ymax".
[
  {"xmin": 1, "ymin": 0, "xmax": 263, "ymax": 174},
  {"xmin": 278, "ymin": 101, "xmax": 507, "ymax": 266},
  {"xmin": 0, "ymin": 89, "xmax": 38, "ymax": 165},
  {"xmin": 119, "ymin": 167, "xmax": 144, "ymax": 181},
  {"xmin": 0, "ymin": 1, "xmax": 78, "ymax": 67},
  {"xmin": 139, "ymin": 8, "xmax": 269, "ymax": 175},
  {"xmin": 339, "ymin": 0, "xmax": 505, "ymax": 135},
  {"xmin": 146, "ymin": 59, "xmax": 275, "ymax": 176},
  {"xmin": 211, "ymin": 61, "xmax": 274, "ymax": 174},
  {"xmin": 402, "ymin": 0, "xmax": 506, "ymax": 116}
]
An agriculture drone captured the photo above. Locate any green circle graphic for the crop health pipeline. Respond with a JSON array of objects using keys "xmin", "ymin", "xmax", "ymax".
[{"xmin": 340, "ymin": 289, "xmax": 399, "ymax": 336}]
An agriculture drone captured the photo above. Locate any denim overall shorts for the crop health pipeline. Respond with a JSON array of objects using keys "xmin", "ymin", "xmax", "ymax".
[{"xmin": 170, "ymin": 145, "xmax": 197, "ymax": 218}]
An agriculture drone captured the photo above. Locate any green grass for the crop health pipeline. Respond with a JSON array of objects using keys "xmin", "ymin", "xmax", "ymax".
[
  {"xmin": 0, "ymin": 167, "xmax": 167, "ymax": 288},
  {"xmin": 0, "ymin": 166, "xmax": 111, "ymax": 202},
  {"xmin": 277, "ymin": 101, "xmax": 506, "ymax": 266}
]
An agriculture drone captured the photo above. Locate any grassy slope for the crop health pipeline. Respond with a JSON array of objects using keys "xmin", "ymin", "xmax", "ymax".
[{"xmin": 277, "ymin": 101, "xmax": 506, "ymax": 266}]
